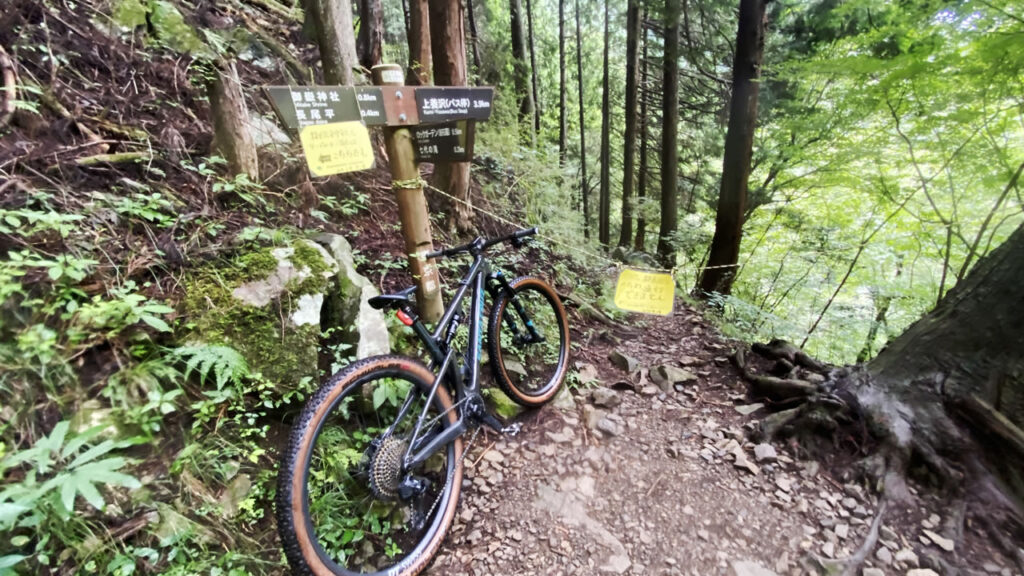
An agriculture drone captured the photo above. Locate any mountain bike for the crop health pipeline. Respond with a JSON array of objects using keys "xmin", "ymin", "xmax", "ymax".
[{"xmin": 276, "ymin": 227, "xmax": 570, "ymax": 576}]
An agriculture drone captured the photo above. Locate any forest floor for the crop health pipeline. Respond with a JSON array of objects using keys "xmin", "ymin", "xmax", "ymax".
[{"xmin": 421, "ymin": 302, "xmax": 1020, "ymax": 576}]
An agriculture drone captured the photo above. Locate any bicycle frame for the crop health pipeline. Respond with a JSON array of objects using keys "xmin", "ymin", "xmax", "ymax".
[{"xmin": 389, "ymin": 253, "xmax": 519, "ymax": 471}]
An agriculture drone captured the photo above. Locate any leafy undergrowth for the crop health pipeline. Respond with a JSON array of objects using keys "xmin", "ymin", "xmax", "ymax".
[{"xmin": 0, "ymin": 1, "xmax": 615, "ymax": 574}]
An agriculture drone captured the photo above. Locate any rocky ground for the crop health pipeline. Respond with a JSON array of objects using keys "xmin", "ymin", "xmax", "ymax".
[{"xmin": 427, "ymin": 301, "xmax": 1020, "ymax": 576}]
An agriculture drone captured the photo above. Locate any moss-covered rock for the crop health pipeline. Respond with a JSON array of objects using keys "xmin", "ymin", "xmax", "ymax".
[
  {"xmin": 183, "ymin": 236, "xmax": 390, "ymax": 389},
  {"xmin": 183, "ymin": 240, "xmax": 337, "ymax": 388}
]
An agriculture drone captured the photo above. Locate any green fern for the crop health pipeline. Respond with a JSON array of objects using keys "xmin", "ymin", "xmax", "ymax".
[{"xmin": 171, "ymin": 345, "xmax": 249, "ymax": 389}]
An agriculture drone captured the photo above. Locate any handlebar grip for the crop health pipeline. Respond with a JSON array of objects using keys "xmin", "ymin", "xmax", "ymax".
[{"xmin": 513, "ymin": 227, "xmax": 538, "ymax": 239}]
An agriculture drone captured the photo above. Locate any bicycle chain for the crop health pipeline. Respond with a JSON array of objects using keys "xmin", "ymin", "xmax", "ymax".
[{"xmin": 422, "ymin": 425, "xmax": 480, "ymax": 524}]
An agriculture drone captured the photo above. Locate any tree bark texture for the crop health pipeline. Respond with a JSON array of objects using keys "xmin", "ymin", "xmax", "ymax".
[
  {"xmin": 406, "ymin": 0, "xmax": 431, "ymax": 85},
  {"xmin": 558, "ymin": 0, "xmax": 567, "ymax": 166},
  {"xmin": 466, "ymin": 0, "xmax": 482, "ymax": 73},
  {"xmin": 575, "ymin": 0, "xmax": 589, "ymax": 238},
  {"xmin": 598, "ymin": 0, "xmax": 611, "ymax": 246},
  {"xmin": 509, "ymin": 0, "xmax": 535, "ymax": 140},
  {"xmin": 357, "ymin": 0, "xmax": 383, "ymax": 70},
  {"xmin": 618, "ymin": 0, "xmax": 641, "ymax": 248},
  {"xmin": 657, "ymin": 0, "xmax": 680, "ymax": 264},
  {"xmin": 306, "ymin": 0, "xmax": 360, "ymax": 85},
  {"xmin": 429, "ymin": 0, "xmax": 474, "ymax": 233},
  {"xmin": 634, "ymin": 13, "xmax": 649, "ymax": 252},
  {"xmin": 525, "ymin": 0, "xmax": 541, "ymax": 135},
  {"xmin": 207, "ymin": 61, "xmax": 258, "ymax": 181},
  {"xmin": 870, "ymin": 223, "xmax": 1024, "ymax": 430},
  {"xmin": 698, "ymin": 0, "xmax": 767, "ymax": 295}
]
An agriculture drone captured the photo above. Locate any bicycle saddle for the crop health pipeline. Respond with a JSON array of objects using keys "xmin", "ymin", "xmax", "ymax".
[{"xmin": 368, "ymin": 285, "xmax": 417, "ymax": 310}]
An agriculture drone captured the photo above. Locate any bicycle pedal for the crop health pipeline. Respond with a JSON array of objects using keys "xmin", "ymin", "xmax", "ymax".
[{"xmin": 500, "ymin": 423, "xmax": 522, "ymax": 437}]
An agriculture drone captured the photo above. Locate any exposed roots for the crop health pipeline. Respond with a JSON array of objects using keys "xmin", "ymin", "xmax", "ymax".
[
  {"xmin": 737, "ymin": 338, "xmax": 1024, "ymax": 573},
  {"xmin": 838, "ymin": 499, "xmax": 887, "ymax": 576}
]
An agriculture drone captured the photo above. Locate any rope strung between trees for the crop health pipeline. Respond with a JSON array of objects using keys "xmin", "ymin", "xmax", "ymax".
[{"xmin": 419, "ymin": 181, "xmax": 741, "ymax": 280}]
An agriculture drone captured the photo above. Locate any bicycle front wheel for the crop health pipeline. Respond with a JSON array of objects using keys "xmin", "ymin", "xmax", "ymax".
[
  {"xmin": 277, "ymin": 356, "xmax": 463, "ymax": 576},
  {"xmin": 487, "ymin": 276, "xmax": 570, "ymax": 407}
]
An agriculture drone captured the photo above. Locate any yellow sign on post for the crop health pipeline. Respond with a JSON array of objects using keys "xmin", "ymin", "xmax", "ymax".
[
  {"xmin": 614, "ymin": 268, "xmax": 675, "ymax": 315},
  {"xmin": 299, "ymin": 121, "xmax": 375, "ymax": 177}
]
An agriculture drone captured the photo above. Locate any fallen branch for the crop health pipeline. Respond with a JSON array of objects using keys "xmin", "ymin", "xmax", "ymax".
[
  {"xmin": 74, "ymin": 152, "xmax": 154, "ymax": 166},
  {"xmin": 559, "ymin": 291, "xmax": 617, "ymax": 327},
  {"xmin": 239, "ymin": 0, "xmax": 303, "ymax": 22}
]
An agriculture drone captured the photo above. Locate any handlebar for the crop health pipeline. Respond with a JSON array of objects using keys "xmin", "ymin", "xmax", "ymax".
[{"xmin": 425, "ymin": 227, "xmax": 537, "ymax": 260}]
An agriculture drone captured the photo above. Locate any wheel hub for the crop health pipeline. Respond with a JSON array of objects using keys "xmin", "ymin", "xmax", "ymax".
[{"xmin": 369, "ymin": 435, "xmax": 408, "ymax": 500}]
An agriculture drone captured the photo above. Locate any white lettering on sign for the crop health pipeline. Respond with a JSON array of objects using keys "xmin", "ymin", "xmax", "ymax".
[
  {"xmin": 473, "ymin": 99, "xmax": 490, "ymax": 108},
  {"xmin": 380, "ymin": 69, "xmax": 403, "ymax": 84},
  {"xmin": 357, "ymin": 93, "xmax": 377, "ymax": 102}
]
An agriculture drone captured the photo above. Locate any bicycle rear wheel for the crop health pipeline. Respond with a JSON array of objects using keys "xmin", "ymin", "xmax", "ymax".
[
  {"xmin": 277, "ymin": 356, "xmax": 463, "ymax": 576},
  {"xmin": 487, "ymin": 276, "xmax": 570, "ymax": 406}
]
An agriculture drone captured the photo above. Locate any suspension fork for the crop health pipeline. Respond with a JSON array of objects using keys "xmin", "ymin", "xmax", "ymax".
[{"xmin": 488, "ymin": 271, "xmax": 544, "ymax": 344}]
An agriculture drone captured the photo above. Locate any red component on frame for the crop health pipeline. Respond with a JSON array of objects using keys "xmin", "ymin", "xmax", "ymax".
[{"xmin": 396, "ymin": 309, "xmax": 415, "ymax": 326}]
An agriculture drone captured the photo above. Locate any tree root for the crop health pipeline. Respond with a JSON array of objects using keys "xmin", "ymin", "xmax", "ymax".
[
  {"xmin": 733, "ymin": 346, "xmax": 818, "ymax": 401},
  {"xmin": 0, "ymin": 44, "xmax": 16, "ymax": 128},
  {"xmin": 838, "ymin": 499, "xmax": 887, "ymax": 576}
]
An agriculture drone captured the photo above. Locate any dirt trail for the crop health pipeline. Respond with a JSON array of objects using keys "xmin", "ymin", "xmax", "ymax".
[{"xmin": 427, "ymin": 303, "xmax": 1019, "ymax": 576}]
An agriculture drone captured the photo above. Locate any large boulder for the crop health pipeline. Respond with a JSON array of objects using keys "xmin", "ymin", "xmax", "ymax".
[{"xmin": 183, "ymin": 235, "xmax": 389, "ymax": 389}]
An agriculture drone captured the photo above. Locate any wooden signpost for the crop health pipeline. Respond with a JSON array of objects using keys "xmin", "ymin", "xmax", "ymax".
[{"xmin": 263, "ymin": 64, "xmax": 494, "ymax": 323}]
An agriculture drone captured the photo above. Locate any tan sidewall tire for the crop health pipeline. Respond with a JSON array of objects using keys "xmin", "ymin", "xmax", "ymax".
[
  {"xmin": 488, "ymin": 277, "xmax": 570, "ymax": 407},
  {"xmin": 278, "ymin": 356, "xmax": 463, "ymax": 576}
]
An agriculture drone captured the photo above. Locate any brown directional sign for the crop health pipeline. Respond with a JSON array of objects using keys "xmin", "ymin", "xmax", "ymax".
[
  {"xmin": 413, "ymin": 121, "xmax": 475, "ymax": 162},
  {"xmin": 264, "ymin": 86, "xmax": 363, "ymax": 132},
  {"xmin": 354, "ymin": 87, "xmax": 387, "ymax": 126},
  {"xmin": 415, "ymin": 87, "xmax": 494, "ymax": 124}
]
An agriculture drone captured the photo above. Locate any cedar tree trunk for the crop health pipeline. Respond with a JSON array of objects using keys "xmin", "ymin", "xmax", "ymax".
[
  {"xmin": 697, "ymin": 0, "xmax": 767, "ymax": 295},
  {"xmin": 429, "ymin": 0, "xmax": 474, "ymax": 233},
  {"xmin": 618, "ymin": 0, "xmax": 641, "ymax": 247},
  {"xmin": 357, "ymin": 0, "xmax": 383, "ymax": 69},
  {"xmin": 657, "ymin": 0, "xmax": 680, "ymax": 265},
  {"xmin": 406, "ymin": 0, "xmax": 431, "ymax": 85},
  {"xmin": 306, "ymin": 0, "xmax": 360, "ymax": 85},
  {"xmin": 207, "ymin": 60, "xmax": 258, "ymax": 181},
  {"xmin": 598, "ymin": 0, "xmax": 611, "ymax": 246}
]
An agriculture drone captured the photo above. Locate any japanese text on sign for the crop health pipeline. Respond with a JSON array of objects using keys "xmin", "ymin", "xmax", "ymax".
[
  {"xmin": 299, "ymin": 121, "xmax": 374, "ymax": 177},
  {"xmin": 415, "ymin": 87, "xmax": 494, "ymax": 123},
  {"xmin": 613, "ymin": 269, "xmax": 675, "ymax": 316}
]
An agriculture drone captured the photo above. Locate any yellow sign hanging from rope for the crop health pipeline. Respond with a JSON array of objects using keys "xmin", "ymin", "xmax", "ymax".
[
  {"xmin": 299, "ymin": 121, "xmax": 375, "ymax": 176},
  {"xmin": 614, "ymin": 268, "xmax": 675, "ymax": 315}
]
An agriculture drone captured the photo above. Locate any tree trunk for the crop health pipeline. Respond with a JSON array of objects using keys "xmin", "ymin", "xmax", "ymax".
[
  {"xmin": 357, "ymin": 0, "xmax": 383, "ymax": 70},
  {"xmin": 207, "ymin": 60, "xmax": 258, "ymax": 181},
  {"xmin": 870, "ymin": 224, "xmax": 1024, "ymax": 429},
  {"xmin": 406, "ymin": 0, "xmax": 431, "ymax": 85},
  {"xmin": 856, "ymin": 293, "xmax": 891, "ymax": 364},
  {"xmin": 510, "ymin": 0, "xmax": 535, "ymax": 140},
  {"xmin": 657, "ymin": 0, "xmax": 680, "ymax": 265},
  {"xmin": 598, "ymin": 0, "xmax": 611, "ymax": 246},
  {"xmin": 618, "ymin": 0, "xmax": 641, "ymax": 248},
  {"xmin": 466, "ymin": 0, "xmax": 482, "ymax": 73},
  {"xmin": 306, "ymin": 0, "xmax": 360, "ymax": 85},
  {"xmin": 697, "ymin": 0, "xmax": 767, "ymax": 295},
  {"xmin": 558, "ymin": 0, "xmax": 567, "ymax": 166},
  {"xmin": 525, "ymin": 0, "xmax": 541, "ymax": 135},
  {"xmin": 575, "ymin": 0, "xmax": 589, "ymax": 238},
  {"xmin": 634, "ymin": 13, "xmax": 649, "ymax": 252},
  {"xmin": 429, "ymin": 0, "xmax": 474, "ymax": 233}
]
